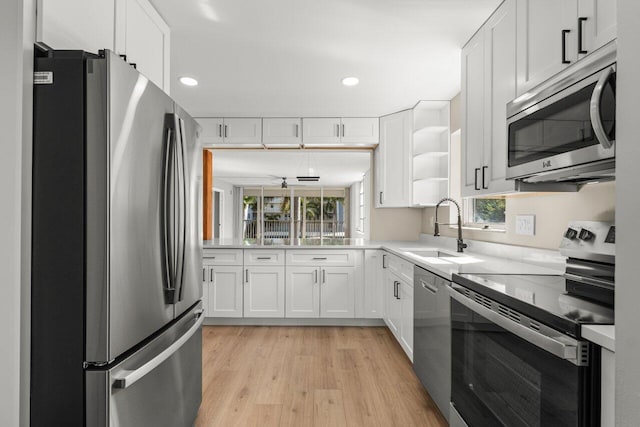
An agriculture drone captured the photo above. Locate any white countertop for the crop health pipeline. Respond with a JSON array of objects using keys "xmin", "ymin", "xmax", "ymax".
[
  {"xmin": 582, "ymin": 325, "xmax": 615, "ymax": 351},
  {"xmin": 204, "ymin": 238, "xmax": 563, "ymax": 280}
]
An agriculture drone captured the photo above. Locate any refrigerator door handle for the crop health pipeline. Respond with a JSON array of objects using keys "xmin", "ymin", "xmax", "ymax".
[
  {"xmin": 112, "ymin": 310, "xmax": 204, "ymax": 389},
  {"xmin": 161, "ymin": 124, "xmax": 177, "ymax": 303},
  {"xmin": 175, "ymin": 115, "xmax": 188, "ymax": 302}
]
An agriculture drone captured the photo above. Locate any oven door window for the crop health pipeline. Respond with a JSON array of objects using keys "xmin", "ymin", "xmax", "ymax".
[
  {"xmin": 451, "ymin": 300, "xmax": 589, "ymax": 427},
  {"xmin": 508, "ymin": 73, "xmax": 615, "ymax": 167}
]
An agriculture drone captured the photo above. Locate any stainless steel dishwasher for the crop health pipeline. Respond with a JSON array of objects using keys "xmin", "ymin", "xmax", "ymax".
[{"xmin": 413, "ymin": 266, "xmax": 451, "ymax": 421}]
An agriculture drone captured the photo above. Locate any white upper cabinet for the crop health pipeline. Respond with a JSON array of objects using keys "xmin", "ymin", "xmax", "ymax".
[
  {"xmin": 262, "ymin": 118, "xmax": 302, "ymax": 147},
  {"xmin": 116, "ymin": 0, "xmax": 171, "ymax": 92},
  {"xmin": 223, "ymin": 118, "xmax": 262, "ymax": 146},
  {"xmin": 340, "ymin": 118, "xmax": 380, "ymax": 145},
  {"xmin": 302, "ymin": 118, "xmax": 343, "ymax": 146},
  {"xmin": 515, "ymin": 0, "xmax": 578, "ymax": 96},
  {"xmin": 577, "ymin": 0, "xmax": 617, "ymax": 58},
  {"xmin": 302, "ymin": 118, "xmax": 379, "ymax": 147},
  {"xmin": 462, "ymin": 0, "xmax": 520, "ymax": 197},
  {"xmin": 197, "ymin": 118, "xmax": 263, "ymax": 147},
  {"xmin": 375, "ymin": 110, "xmax": 412, "ymax": 208},
  {"xmin": 37, "ymin": 0, "xmax": 116, "ymax": 54},
  {"xmin": 461, "ymin": 28, "xmax": 486, "ymax": 196},
  {"xmin": 37, "ymin": 0, "xmax": 170, "ymax": 93}
]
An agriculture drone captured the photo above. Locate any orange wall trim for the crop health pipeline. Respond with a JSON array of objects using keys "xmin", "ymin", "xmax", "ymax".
[{"xmin": 203, "ymin": 150, "xmax": 213, "ymax": 240}]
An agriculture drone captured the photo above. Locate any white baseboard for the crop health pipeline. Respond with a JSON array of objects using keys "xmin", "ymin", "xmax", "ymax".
[{"xmin": 203, "ymin": 317, "xmax": 385, "ymax": 327}]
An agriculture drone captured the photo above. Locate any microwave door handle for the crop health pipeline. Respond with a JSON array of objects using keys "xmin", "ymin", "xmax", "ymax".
[{"xmin": 590, "ymin": 66, "xmax": 615, "ymax": 150}]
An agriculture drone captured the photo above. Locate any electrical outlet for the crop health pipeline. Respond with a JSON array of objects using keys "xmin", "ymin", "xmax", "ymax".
[{"xmin": 515, "ymin": 215, "xmax": 535, "ymax": 236}]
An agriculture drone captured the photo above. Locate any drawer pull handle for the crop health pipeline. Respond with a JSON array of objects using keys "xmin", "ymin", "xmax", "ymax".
[
  {"xmin": 312, "ymin": 257, "xmax": 328, "ymax": 260},
  {"xmin": 256, "ymin": 257, "xmax": 272, "ymax": 260}
]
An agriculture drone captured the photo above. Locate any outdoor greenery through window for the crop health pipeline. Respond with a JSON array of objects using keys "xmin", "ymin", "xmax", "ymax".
[
  {"xmin": 465, "ymin": 197, "xmax": 506, "ymax": 227},
  {"xmin": 242, "ymin": 187, "xmax": 348, "ymax": 241}
]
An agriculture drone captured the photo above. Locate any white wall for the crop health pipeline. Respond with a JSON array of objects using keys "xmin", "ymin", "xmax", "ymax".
[
  {"xmin": 212, "ymin": 178, "xmax": 235, "ymax": 240},
  {"xmin": 615, "ymin": 0, "xmax": 640, "ymax": 424},
  {"xmin": 423, "ymin": 182, "xmax": 616, "ymax": 250},
  {"xmin": 1, "ymin": 0, "xmax": 34, "ymax": 425}
]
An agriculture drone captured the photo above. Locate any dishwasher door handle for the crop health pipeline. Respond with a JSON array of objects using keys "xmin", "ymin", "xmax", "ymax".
[{"xmin": 421, "ymin": 279, "xmax": 438, "ymax": 294}]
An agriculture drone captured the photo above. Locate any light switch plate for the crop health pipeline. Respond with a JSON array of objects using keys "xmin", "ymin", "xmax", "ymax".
[{"xmin": 515, "ymin": 215, "xmax": 535, "ymax": 236}]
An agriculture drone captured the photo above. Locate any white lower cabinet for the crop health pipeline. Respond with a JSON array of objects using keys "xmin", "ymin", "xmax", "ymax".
[
  {"xmin": 209, "ymin": 266, "xmax": 243, "ymax": 318},
  {"xmin": 286, "ymin": 266, "xmax": 320, "ymax": 318},
  {"xmin": 320, "ymin": 267, "xmax": 355, "ymax": 318},
  {"xmin": 363, "ymin": 250, "xmax": 384, "ymax": 318},
  {"xmin": 244, "ymin": 266, "xmax": 285, "ymax": 317},
  {"xmin": 384, "ymin": 271, "xmax": 402, "ymax": 337},
  {"xmin": 285, "ymin": 266, "xmax": 356, "ymax": 318},
  {"xmin": 383, "ymin": 251, "xmax": 414, "ymax": 361},
  {"xmin": 398, "ymin": 280, "xmax": 414, "ymax": 360}
]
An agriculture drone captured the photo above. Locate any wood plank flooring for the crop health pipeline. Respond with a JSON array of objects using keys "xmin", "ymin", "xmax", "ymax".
[{"xmin": 195, "ymin": 326, "xmax": 448, "ymax": 427}]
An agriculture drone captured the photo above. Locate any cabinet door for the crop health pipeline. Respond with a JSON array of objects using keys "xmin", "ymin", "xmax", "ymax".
[
  {"xmin": 201, "ymin": 266, "xmax": 210, "ymax": 317},
  {"xmin": 37, "ymin": 0, "xmax": 116, "ymax": 54},
  {"xmin": 516, "ymin": 0, "xmax": 579, "ymax": 96},
  {"xmin": 399, "ymin": 281, "xmax": 414, "ymax": 361},
  {"xmin": 461, "ymin": 29, "xmax": 485, "ymax": 197},
  {"xmin": 320, "ymin": 267, "xmax": 355, "ymax": 318},
  {"xmin": 198, "ymin": 118, "xmax": 224, "ymax": 146},
  {"xmin": 376, "ymin": 110, "xmax": 412, "ymax": 207},
  {"xmin": 286, "ymin": 267, "xmax": 320, "ymax": 318},
  {"xmin": 363, "ymin": 250, "xmax": 384, "ymax": 319},
  {"xmin": 385, "ymin": 273, "xmax": 401, "ymax": 337},
  {"xmin": 262, "ymin": 118, "xmax": 302, "ymax": 147},
  {"xmin": 244, "ymin": 266, "xmax": 285, "ymax": 317},
  {"xmin": 340, "ymin": 118, "xmax": 379, "ymax": 145},
  {"xmin": 209, "ymin": 266, "xmax": 243, "ymax": 318},
  {"xmin": 119, "ymin": 0, "xmax": 170, "ymax": 92},
  {"xmin": 223, "ymin": 118, "xmax": 262, "ymax": 146},
  {"xmin": 302, "ymin": 118, "xmax": 342, "ymax": 146},
  {"xmin": 483, "ymin": 0, "xmax": 518, "ymax": 194},
  {"xmin": 578, "ymin": 0, "xmax": 617, "ymax": 57}
]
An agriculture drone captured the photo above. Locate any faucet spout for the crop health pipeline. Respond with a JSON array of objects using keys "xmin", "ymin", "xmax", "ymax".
[{"xmin": 433, "ymin": 197, "xmax": 468, "ymax": 253}]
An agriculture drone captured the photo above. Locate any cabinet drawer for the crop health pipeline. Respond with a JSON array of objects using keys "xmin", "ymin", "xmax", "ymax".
[
  {"xmin": 202, "ymin": 249, "xmax": 243, "ymax": 266},
  {"xmin": 244, "ymin": 249, "xmax": 285, "ymax": 266},
  {"xmin": 286, "ymin": 250, "xmax": 357, "ymax": 266},
  {"xmin": 386, "ymin": 253, "xmax": 414, "ymax": 285}
]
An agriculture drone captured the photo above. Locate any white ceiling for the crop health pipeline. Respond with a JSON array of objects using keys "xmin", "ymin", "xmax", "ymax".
[
  {"xmin": 151, "ymin": 0, "xmax": 501, "ymax": 117},
  {"xmin": 211, "ymin": 150, "xmax": 371, "ymax": 187}
]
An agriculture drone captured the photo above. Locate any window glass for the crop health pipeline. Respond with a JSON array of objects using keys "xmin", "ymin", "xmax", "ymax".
[{"xmin": 467, "ymin": 198, "xmax": 506, "ymax": 225}]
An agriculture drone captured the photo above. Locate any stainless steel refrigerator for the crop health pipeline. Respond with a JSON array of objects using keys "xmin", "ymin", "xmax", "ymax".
[{"xmin": 31, "ymin": 49, "xmax": 203, "ymax": 427}]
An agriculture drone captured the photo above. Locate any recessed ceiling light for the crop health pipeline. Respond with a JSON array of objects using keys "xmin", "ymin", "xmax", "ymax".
[
  {"xmin": 179, "ymin": 76, "xmax": 198, "ymax": 87},
  {"xmin": 342, "ymin": 76, "xmax": 359, "ymax": 87}
]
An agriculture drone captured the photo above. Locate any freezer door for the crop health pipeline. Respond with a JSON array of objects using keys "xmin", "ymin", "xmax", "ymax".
[
  {"xmin": 86, "ymin": 303, "xmax": 203, "ymax": 427},
  {"xmin": 87, "ymin": 51, "xmax": 176, "ymax": 362},
  {"xmin": 174, "ymin": 104, "xmax": 203, "ymax": 318}
]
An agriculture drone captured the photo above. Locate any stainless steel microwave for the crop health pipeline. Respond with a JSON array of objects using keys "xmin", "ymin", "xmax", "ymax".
[{"xmin": 506, "ymin": 42, "xmax": 616, "ymax": 184}]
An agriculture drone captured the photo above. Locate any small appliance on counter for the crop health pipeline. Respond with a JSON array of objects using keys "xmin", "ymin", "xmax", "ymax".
[{"xmin": 449, "ymin": 220, "xmax": 615, "ymax": 427}]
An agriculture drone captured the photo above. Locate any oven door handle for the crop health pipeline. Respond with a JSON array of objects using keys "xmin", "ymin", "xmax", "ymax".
[
  {"xmin": 449, "ymin": 287, "xmax": 586, "ymax": 366},
  {"xmin": 590, "ymin": 66, "xmax": 615, "ymax": 150}
]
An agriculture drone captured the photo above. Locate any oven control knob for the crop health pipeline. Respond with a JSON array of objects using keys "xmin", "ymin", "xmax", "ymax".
[
  {"xmin": 564, "ymin": 228, "xmax": 578, "ymax": 240},
  {"xmin": 578, "ymin": 229, "xmax": 595, "ymax": 241}
]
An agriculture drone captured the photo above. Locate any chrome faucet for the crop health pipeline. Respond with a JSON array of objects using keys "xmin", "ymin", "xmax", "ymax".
[{"xmin": 434, "ymin": 198, "xmax": 468, "ymax": 253}]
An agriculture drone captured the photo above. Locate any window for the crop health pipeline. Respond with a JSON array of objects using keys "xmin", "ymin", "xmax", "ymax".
[
  {"xmin": 356, "ymin": 177, "xmax": 365, "ymax": 233},
  {"xmin": 241, "ymin": 187, "xmax": 348, "ymax": 241},
  {"xmin": 464, "ymin": 197, "xmax": 506, "ymax": 228}
]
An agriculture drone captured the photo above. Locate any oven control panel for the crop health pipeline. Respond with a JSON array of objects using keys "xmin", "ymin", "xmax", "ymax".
[{"xmin": 560, "ymin": 221, "xmax": 615, "ymax": 261}]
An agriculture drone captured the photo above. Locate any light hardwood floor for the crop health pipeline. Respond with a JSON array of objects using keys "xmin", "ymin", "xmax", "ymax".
[{"xmin": 195, "ymin": 326, "xmax": 448, "ymax": 427}]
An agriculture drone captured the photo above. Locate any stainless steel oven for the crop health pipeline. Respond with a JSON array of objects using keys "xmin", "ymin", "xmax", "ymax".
[
  {"xmin": 449, "ymin": 284, "xmax": 600, "ymax": 427},
  {"xmin": 506, "ymin": 42, "xmax": 616, "ymax": 184}
]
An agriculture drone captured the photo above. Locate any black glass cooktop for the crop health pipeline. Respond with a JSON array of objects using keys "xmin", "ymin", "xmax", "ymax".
[{"xmin": 452, "ymin": 273, "xmax": 614, "ymax": 338}]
